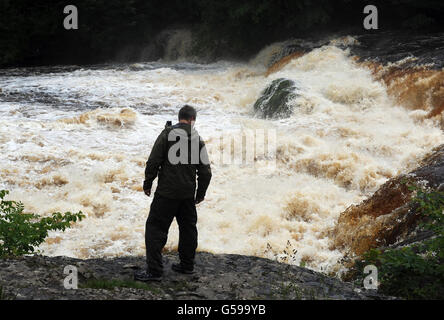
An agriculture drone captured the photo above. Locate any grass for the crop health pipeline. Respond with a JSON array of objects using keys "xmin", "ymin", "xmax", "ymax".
[
  {"xmin": 278, "ymin": 280, "xmax": 312, "ymax": 299},
  {"xmin": 0, "ymin": 286, "xmax": 6, "ymax": 300},
  {"xmin": 80, "ymin": 278, "xmax": 162, "ymax": 295}
]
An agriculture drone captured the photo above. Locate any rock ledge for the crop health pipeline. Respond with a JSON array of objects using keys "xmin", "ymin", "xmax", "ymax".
[{"xmin": 0, "ymin": 252, "xmax": 390, "ymax": 300}]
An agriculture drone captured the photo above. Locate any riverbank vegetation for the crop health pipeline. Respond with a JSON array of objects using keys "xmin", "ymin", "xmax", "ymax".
[
  {"xmin": 353, "ymin": 185, "xmax": 444, "ymax": 299},
  {"xmin": 0, "ymin": 190, "xmax": 84, "ymax": 258}
]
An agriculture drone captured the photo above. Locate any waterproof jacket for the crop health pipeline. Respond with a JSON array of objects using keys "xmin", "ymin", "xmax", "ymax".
[{"xmin": 143, "ymin": 122, "xmax": 212, "ymax": 200}]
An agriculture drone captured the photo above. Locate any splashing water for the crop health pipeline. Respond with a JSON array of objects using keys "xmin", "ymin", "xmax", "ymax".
[{"xmin": 0, "ymin": 41, "xmax": 442, "ymax": 274}]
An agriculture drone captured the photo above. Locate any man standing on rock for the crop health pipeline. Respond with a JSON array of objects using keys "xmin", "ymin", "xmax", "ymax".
[{"xmin": 135, "ymin": 105, "xmax": 212, "ymax": 282}]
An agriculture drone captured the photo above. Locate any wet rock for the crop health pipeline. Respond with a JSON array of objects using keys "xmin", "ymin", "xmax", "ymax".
[
  {"xmin": 333, "ymin": 144, "xmax": 444, "ymax": 256},
  {"xmin": 349, "ymin": 32, "xmax": 444, "ymax": 70},
  {"xmin": 254, "ymin": 78, "xmax": 298, "ymax": 119}
]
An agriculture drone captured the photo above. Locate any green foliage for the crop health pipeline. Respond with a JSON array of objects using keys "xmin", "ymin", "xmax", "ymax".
[
  {"xmin": 80, "ymin": 278, "xmax": 161, "ymax": 294},
  {"xmin": 356, "ymin": 184, "xmax": 444, "ymax": 299},
  {"xmin": 0, "ymin": 190, "xmax": 84, "ymax": 258},
  {"xmin": 409, "ymin": 185, "xmax": 444, "ymax": 241}
]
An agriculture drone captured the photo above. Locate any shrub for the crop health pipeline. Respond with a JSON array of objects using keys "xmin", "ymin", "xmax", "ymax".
[
  {"xmin": 0, "ymin": 190, "xmax": 84, "ymax": 258},
  {"xmin": 355, "ymin": 184, "xmax": 444, "ymax": 299}
]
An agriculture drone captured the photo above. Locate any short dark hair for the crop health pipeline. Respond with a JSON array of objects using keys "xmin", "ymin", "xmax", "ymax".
[{"xmin": 178, "ymin": 105, "xmax": 197, "ymax": 121}]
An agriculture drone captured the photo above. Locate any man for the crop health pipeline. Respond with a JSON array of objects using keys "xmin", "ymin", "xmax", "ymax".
[{"xmin": 135, "ymin": 105, "xmax": 212, "ymax": 282}]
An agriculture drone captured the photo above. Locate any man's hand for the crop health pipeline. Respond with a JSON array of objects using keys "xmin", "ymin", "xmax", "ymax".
[
  {"xmin": 144, "ymin": 189, "xmax": 151, "ymax": 197},
  {"xmin": 195, "ymin": 197, "xmax": 204, "ymax": 205}
]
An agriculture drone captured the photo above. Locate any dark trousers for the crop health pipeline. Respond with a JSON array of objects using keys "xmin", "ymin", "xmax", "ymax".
[{"xmin": 145, "ymin": 193, "xmax": 197, "ymax": 275}]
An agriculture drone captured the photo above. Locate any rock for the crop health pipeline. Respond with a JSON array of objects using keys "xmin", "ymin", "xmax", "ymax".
[
  {"xmin": 254, "ymin": 78, "xmax": 298, "ymax": 119},
  {"xmin": 333, "ymin": 144, "xmax": 444, "ymax": 256},
  {"xmin": 0, "ymin": 252, "xmax": 390, "ymax": 300},
  {"xmin": 349, "ymin": 32, "xmax": 444, "ymax": 70}
]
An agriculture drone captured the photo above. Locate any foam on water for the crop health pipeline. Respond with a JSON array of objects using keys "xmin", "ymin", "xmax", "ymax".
[{"xmin": 0, "ymin": 43, "xmax": 442, "ymax": 274}]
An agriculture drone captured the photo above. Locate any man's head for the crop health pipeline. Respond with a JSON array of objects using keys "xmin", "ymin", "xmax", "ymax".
[{"xmin": 178, "ymin": 105, "xmax": 197, "ymax": 124}]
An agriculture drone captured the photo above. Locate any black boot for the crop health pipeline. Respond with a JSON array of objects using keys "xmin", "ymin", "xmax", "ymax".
[
  {"xmin": 171, "ymin": 263, "xmax": 195, "ymax": 274},
  {"xmin": 134, "ymin": 270, "xmax": 162, "ymax": 282}
]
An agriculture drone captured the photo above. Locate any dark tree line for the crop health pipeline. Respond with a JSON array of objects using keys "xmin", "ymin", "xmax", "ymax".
[{"xmin": 0, "ymin": 0, "xmax": 443, "ymax": 67}]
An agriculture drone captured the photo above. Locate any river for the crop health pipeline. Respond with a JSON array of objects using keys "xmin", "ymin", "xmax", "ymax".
[{"xmin": 0, "ymin": 36, "xmax": 442, "ymax": 274}]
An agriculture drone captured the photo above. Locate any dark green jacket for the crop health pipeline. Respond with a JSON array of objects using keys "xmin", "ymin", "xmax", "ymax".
[{"xmin": 143, "ymin": 123, "xmax": 212, "ymax": 200}]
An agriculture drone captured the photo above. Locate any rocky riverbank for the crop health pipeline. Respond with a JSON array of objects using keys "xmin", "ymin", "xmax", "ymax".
[
  {"xmin": 0, "ymin": 252, "xmax": 389, "ymax": 300},
  {"xmin": 333, "ymin": 144, "xmax": 444, "ymax": 257}
]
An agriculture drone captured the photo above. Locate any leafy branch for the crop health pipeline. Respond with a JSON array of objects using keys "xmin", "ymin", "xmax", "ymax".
[{"xmin": 0, "ymin": 190, "xmax": 84, "ymax": 258}]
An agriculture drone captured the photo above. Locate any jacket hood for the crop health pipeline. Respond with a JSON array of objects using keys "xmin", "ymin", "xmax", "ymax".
[{"xmin": 169, "ymin": 122, "xmax": 200, "ymax": 142}]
